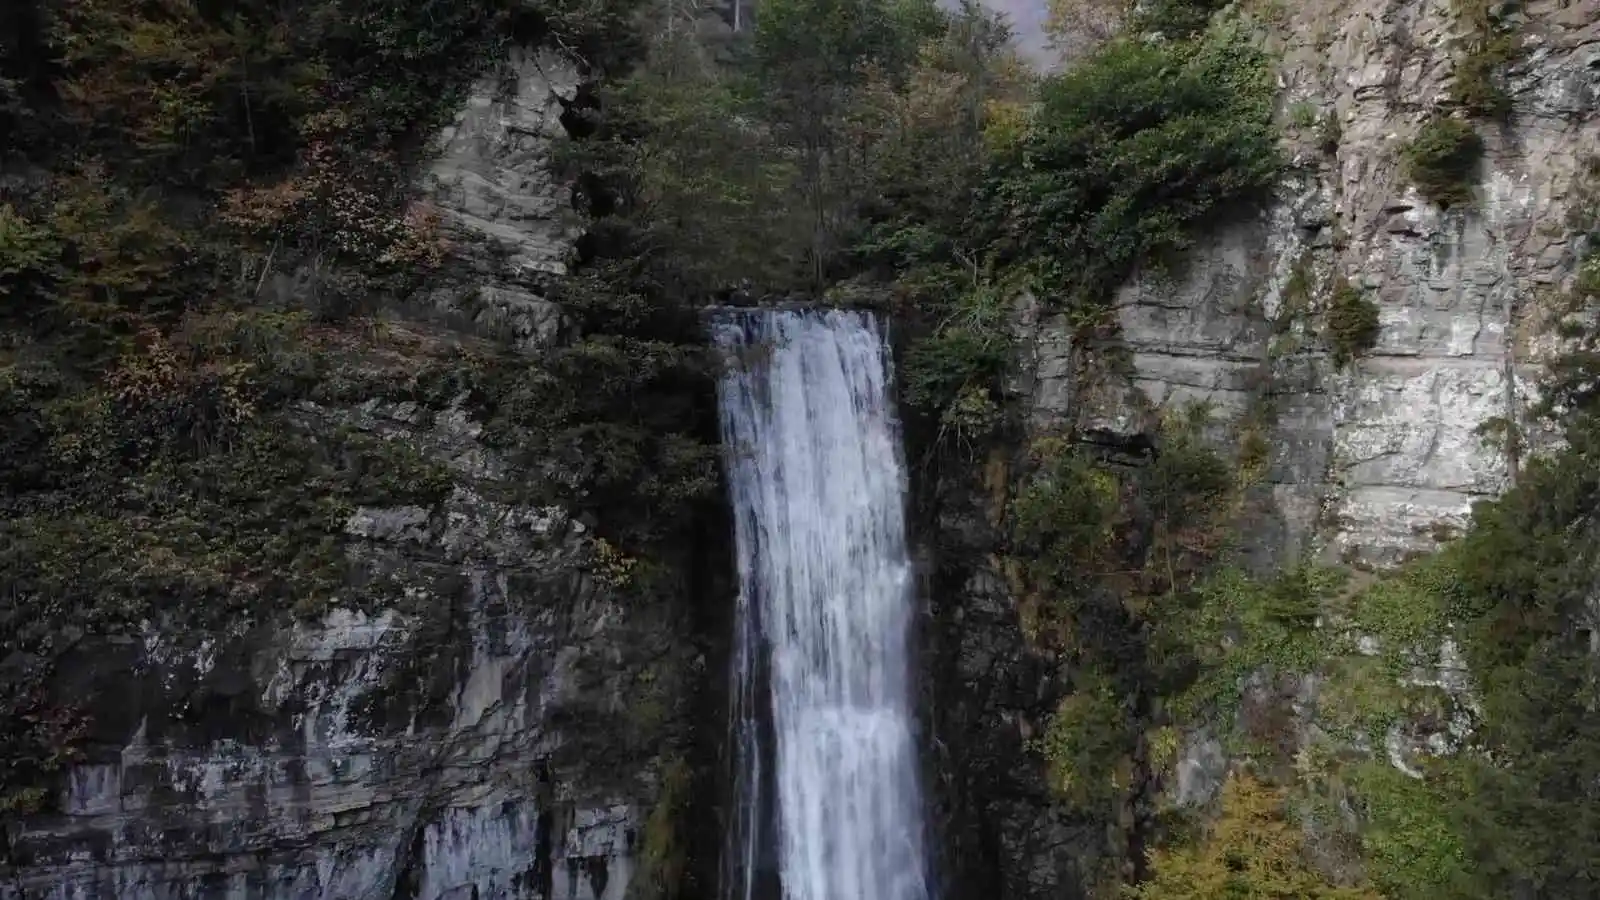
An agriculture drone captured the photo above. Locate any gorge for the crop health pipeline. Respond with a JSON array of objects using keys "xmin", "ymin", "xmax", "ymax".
[{"xmin": 3, "ymin": 0, "xmax": 1600, "ymax": 898}]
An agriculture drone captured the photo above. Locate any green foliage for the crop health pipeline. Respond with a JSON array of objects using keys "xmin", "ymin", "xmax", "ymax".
[
  {"xmin": 1010, "ymin": 439, "xmax": 1122, "ymax": 593},
  {"xmin": 1128, "ymin": 0, "xmax": 1230, "ymax": 38},
  {"xmin": 1346, "ymin": 555, "xmax": 1457, "ymax": 669},
  {"xmin": 1401, "ymin": 118, "xmax": 1484, "ymax": 209},
  {"xmin": 900, "ymin": 274, "xmax": 1013, "ymax": 443},
  {"xmin": 1418, "ymin": 425, "xmax": 1600, "ymax": 896},
  {"xmin": 750, "ymin": 0, "xmax": 946, "ymax": 285},
  {"xmin": 0, "ymin": 203, "xmax": 56, "ymax": 299},
  {"xmin": 637, "ymin": 755, "xmax": 694, "ymax": 900},
  {"xmin": 1327, "ymin": 277, "xmax": 1380, "ymax": 366},
  {"xmin": 754, "ymin": 0, "xmax": 938, "ymax": 90},
  {"xmin": 1005, "ymin": 412, "xmax": 1263, "ymax": 885},
  {"xmin": 984, "ymin": 23, "xmax": 1281, "ymax": 311},
  {"xmin": 1307, "ymin": 551, "xmax": 1461, "ymax": 742},
  {"xmin": 1174, "ymin": 565, "xmax": 1341, "ymax": 726},
  {"xmin": 1037, "ymin": 674, "xmax": 1134, "ymax": 806},
  {"xmin": 1449, "ymin": 0, "xmax": 1521, "ymax": 118},
  {"xmin": 1146, "ymin": 414, "xmax": 1234, "ymax": 546},
  {"xmin": 1346, "ymin": 761, "xmax": 1473, "ymax": 898},
  {"xmin": 842, "ymin": 6, "xmax": 1027, "ymax": 440},
  {"xmin": 476, "ymin": 331, "xmax": 721, "ymax": 551},
  {"xmin": 560, "ymin": 58, "xmax": 807, "ymax": 296}
]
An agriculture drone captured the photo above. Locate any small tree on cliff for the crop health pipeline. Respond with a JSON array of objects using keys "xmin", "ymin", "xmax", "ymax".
[{"xmin": 1127, "ymin": 774, "xmax": 1384, "ymax": 899}]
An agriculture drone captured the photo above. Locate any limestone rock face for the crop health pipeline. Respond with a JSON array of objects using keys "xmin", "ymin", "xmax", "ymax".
[
  {"xmin": 0, "ymin": 46, "xmax": 697, "ymax": 900},
  {"xmin": 420, "ymin": 47, "xmax": 584, "ymax": 351},
  {"xmin": 0, "ymin": 395, "xmax": 689, "ymax": 900},
  {"xmin": 1020, "ymin": 0, "xmax": 1600, "ymax": 567},
  {"xmin": 935, "ymin": 5, "xmax": 1600, "ymax": 899}
]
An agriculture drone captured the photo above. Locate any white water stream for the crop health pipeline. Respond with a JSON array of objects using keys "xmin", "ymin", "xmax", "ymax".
[{"xmin": 714, "ymin": 308, "xmax": 932, "ymax": 900}]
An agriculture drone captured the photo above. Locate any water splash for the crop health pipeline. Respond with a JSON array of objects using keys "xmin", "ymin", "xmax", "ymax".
[{"xmin": 714, "ymin": 308, "xmax": 932, "ymax": 900}]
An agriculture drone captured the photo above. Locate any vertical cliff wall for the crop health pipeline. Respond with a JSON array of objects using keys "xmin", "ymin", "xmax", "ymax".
[
  {"xmin": 2, "ymin": 48, "xmax": 717, "ymax": 900},
  {"xmin": 925, "ymin": 3, "xmax": 1600, "ymax": 898},
  {"xmin": 1026, "ymin": 0, "xmax": 1600, "ymax": 567}
]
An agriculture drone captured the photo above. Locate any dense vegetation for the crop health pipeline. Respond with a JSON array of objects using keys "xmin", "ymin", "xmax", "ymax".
[{"xmin": 0, "ymin": 0, "xmax": 711, "ymax": 819}]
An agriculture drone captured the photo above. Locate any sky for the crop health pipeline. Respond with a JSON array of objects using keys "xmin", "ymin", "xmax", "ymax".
[{"xmin": 978, "ymin": 0, "xmax": 1054, "ymax": 64}]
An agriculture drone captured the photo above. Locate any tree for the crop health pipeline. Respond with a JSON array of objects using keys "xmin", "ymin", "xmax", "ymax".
[
  {"xmin": 982, "ymin": 25, "xmax": 1280, "ymax": 311},
  {"xmin": 750, "ymin": 0, "xmax": 942, "ymax": 286},
  {"xmin": 1128, "ymin": 774, "xmax": 1384, "ymax": 900}
]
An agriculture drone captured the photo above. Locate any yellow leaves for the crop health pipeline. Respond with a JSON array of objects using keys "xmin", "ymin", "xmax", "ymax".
[
  {"xmin": 590, "ymin": 536, "xmax": 640, "ymax": 590},
  {"xmin": 219, "ymin": 178, "xmax": 311, "ymax": 238},
  {"xmin": 298, "ymin": 105, "xmax": 353, "ymax": 141},
  {"xmin": 1147, "ymin": 725, "xmax": 1183, "ymax": 780},
  {"xmin": 1127, "ymin": 774, "xmax": 1386, "ymax": 900},
  {"xmin": 83, "ymin": 317, "xmax": 282, "ymax": 461},
  {"xmin": 980, "ymin": 98, "xmax": 1029, "ymax": 153},
  {"xmin": 379, "ymin": 202, "xmax": 449, "ymax": 268},
  {"xmin": 221, "ymin": 143, "xmax": 447, "ymax": 271},
  {"xmin": 107, "ymin": 327, "xmax": 185, "ymax": 407}
]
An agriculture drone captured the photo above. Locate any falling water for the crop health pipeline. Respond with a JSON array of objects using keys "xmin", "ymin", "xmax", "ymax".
[{"xmin": 713, "ymin": 308, "xmax": 932, "ymax": 900}]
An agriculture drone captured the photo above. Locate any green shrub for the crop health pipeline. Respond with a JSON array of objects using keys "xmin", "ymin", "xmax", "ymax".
[
  {"xmin": 0, "ymin": 204, "xmax": 56, "ymax": 299},
  {"xmin": 1318, "ymin": 112, "xmax": 1343, "ymax": 156},
  {"xmin": 1449, "ymin": 0, "xmax": 1520, "ymax": 118},
  {"xmin": 1173, "ymin": 565, "xmax": 1341, "ymax": 725},
  {"xmin": 1129, "ymin": 0, "xmax": 1230, "ymax": 38},
  {"xmin": 904, "ymin": 326, "xmax": 1007, "ymax": 410},
  {"xmin": 1327, "ymin": 277, "xmax": 1381, "ymax": 366},
  {"xmin": 1010, "ymin": 441, "xmax": 1122, "ymax": 581},
  {"xmin": 1402, "ymin": 117, "xmax": 1484, "ymax": 209},
  {"xmin": 1036, "ymin": 675, "xmax": 1131, "ymax": 805},
  {"xmin": 984, "ymin": 23, "xmax": 1281, "ymax": 311},
  {"xmin": 1338, "ymin": 761, "xmax": 1473, "ymax": 898}
]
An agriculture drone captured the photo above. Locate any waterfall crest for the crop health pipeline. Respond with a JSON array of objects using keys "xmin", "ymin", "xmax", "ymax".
[{"xmin": 714, "ymin": 308, "xmax": 932, "ymax": 900}]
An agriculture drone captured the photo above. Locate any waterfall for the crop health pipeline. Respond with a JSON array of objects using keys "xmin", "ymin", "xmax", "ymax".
[{"xmin": 713, "ymin": 308, "xmax": 932, "ymax": 900}]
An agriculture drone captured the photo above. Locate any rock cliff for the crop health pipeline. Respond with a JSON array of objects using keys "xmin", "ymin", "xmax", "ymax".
[
  {"xmin": 2, "ymin": 51, "xmax": 709, "ymax": 900},
  {"xmin": 1030, "ymin": 0, "xmax": 1600, "ymax": 567},
  {"xmin": 927, "ymin": 2, "xmax": 1600, "ymax": 898}
]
